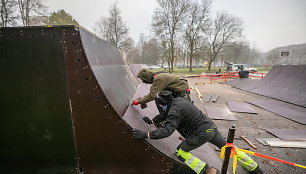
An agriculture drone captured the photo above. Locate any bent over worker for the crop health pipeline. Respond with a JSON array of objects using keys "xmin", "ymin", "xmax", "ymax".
[
  {"xmin": 131, "ymin": 68, "xmax": 190, "ymax": 109},
  {"xmin": 132, "ymin": 91, "xmax": 263, "ymax": 174}
]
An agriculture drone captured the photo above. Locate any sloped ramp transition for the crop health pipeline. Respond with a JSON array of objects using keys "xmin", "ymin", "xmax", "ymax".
[
  {"xmin": 0, "ymin": 26, "xmax": 224, "ymax": 173},
  {"xmin": 225, "ymin": 65, "xmax": 306, "ymax": 108}
]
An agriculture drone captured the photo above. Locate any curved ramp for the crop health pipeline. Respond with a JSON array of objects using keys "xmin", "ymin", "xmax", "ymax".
[
  {"xmin": 0, "ymin": 26, "xmax": 224, "ymax": 173},
  {"xmin": 226, "ymin": 65, "xmax": 306, "ymax": 108}
]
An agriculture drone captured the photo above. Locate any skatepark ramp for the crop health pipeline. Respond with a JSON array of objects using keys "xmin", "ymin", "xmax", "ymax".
[
  {"xmin": 0, "ymin": 26, "xmax": 224, "ymax": 173},
  {"xmin": 225, "ymin": 65, "xmax": 306, "ymax": 108}
]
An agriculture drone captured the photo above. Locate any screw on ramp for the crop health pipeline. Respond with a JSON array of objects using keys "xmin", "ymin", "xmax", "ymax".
[{"xmin": 0, "ymin": 26, "xmax": 225, "ymax": 173}]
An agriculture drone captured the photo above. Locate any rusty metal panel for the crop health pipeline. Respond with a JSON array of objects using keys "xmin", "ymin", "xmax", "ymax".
[
  {"xmin": 247, "ymin": 100, "xmax": 306, "ymax": 125},
  {"xmin": 65, "ymin": 27, "xmax": 196, "ymax": 173},
  {"xmin": 79, "ymin": 28, "xmax": 124, "ymax": 66},
  {"xmin": 228, "ymin": 101, "xmax": 258, "ymax": 114},
  {"xmin": 123, "ymin": 83, "xmax": 226, "ymax": 171},
  {"xmin": 129, "ymin": 64, "xmax": 143, "ymax": 77},
  {"xmin": 0, "ymin": 26, "xmax": 77, "ymax": 173},
  {"xmin": 266, "ymin": 129, "xmax": 306, "ymax": 141},
  {"xmin": 92, "ymin": 65, "xmax": 138, "ymax": 117},
  {"xmin": 200, "ymin": 105, "xmax": 238, "ymax": 121},
  {"xmin": 129, "ymin": 64, "xmax": 143, "ymax": 83},
  {"xmin": 64, "ymin": 27, "xmax": 170, "ymax": 173}
]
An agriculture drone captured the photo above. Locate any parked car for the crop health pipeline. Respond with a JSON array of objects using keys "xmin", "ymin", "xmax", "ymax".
[
  {"xmin": 162, "ymin": 65, "xmax": 169, "ymax": 69},
  {"xmin": 226, "ymin": 64, "xmax": 257, "ymax": 72},
  {"xmin": 148, "ymin": 65, "xmax": 162, "ymax": 69}
]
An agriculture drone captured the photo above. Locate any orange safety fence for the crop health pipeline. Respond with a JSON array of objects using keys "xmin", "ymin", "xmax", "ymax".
[
  {"xmin": 220, "ymin": 144, "xmax": 306, "ymax": 174},
  {"xmin": 198, "ymin": 71, "xmax": 266, "ymax": 83}
]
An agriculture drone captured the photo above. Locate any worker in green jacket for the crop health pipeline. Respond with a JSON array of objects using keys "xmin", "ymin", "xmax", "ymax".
[{"xmin": 132, "ymin": 68, "xmax": 191, "ymax": 110}]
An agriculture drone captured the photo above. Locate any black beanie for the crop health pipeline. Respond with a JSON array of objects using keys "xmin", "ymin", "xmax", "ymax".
[{"xmin": 156, "ymin": 90, "xmax": 173, "ymax": 105}]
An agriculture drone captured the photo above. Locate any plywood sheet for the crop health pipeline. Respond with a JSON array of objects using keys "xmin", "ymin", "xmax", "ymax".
[
  {"xmin": 266, "ymin": 129, "xmax": 306, "ymax": 141},
  {"xmin": 256, "ymin": 138, "xmax": 280, "ymax": 146},
  {"xmin": 266, "ymin": 139, "xmax": 306, "ymax": 148},
  {"xmin": 202, "ymin": 105, "xmax": 238, "ymax": 121},
  {"xmin": 247, "ymin": 100, "xmax": 306, "ymax": 125},
  {"xmin": 228, "ymin": 101, "xmax": 258, "ymax": 114}
]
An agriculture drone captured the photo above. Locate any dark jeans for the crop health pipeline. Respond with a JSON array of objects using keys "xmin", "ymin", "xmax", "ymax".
[{"xmin": 177, "ymin": 127, "xmax": 226, "ymax": 153}]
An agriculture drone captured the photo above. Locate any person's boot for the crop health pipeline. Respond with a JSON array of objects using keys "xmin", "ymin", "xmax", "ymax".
[
  {"xmin": 205, "ymin": 166, "xmax": 218, "ymax": 174},
  {"xmin": 249, "ymin": 166, "xmax": 263, "ymax": 174}
]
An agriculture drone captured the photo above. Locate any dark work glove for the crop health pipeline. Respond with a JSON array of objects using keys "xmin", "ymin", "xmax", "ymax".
[
  {"xmin": 141, "ymin": 103, "xmax": 147, "ymax": 109},
  {"xmin": 143, "ymin": 117, "xmax": 153, "ymax": 124},
  {"xmin": 132, "ymin": 129, "xmax": 148, "ymax": 139}
]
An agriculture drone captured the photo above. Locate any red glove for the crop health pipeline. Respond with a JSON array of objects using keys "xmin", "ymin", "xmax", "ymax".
[{"xmin": 132, "ymin": 100, "xmax": 139, "ymax": 105}]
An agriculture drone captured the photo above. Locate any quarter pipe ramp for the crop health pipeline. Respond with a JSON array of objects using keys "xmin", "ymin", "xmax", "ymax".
[
  {"xmin": 0, "ymin": 26, "xmax": 224, "ymax": 173},
  {"xmin": 226, "ymin": 65, "xmax": 306, "ymax": 108}
]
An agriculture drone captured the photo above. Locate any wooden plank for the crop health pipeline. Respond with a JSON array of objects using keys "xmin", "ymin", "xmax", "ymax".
[
  {"xmin": 195, "ymin": 87, "xmax": 202, "ymax": 98},
  {"xmin": 212, "ymin": 95, "xmax": 219, "ymax": 103},
  {"xmin": 204, "ymin": 95, "xmax": 212, "ymax": 103}
]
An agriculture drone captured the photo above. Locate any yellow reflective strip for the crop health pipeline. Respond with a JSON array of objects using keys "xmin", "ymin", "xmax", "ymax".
[
  {"xmin": 194, "ymin": 161, "xmax": 206, "ymax": 174},
  {"xmin": 185, "ymin": 156, "xmax": 196, "ymax": 166},
  {"xmin": 205, "ymin": 129, "xmax": 214, "ymax": 133},
  {"xmin": 177, "ymin": 148, "xmax": 192, "ymax": 162},
  {"xmin": 176, "ymin": 148, "xmax": 206, "ymax": 174},
  {"xmin": 237, "ymin": 150, "xmax": 257, "ymax": 171},
  {"xmin": 243, "ymin": 159, "xmax": 258, "ymax": 171},
  {"xmin": 189, "ymin": 157, "xmax": 201, "ymax": 170}
]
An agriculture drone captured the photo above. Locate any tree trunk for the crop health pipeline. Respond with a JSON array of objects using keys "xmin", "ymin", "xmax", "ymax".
[
  {"xmin": 170, "ymin": 39, "xmax": 174, "ymax": 71},
  {"xmin": 189, "ymin": 47, "xmax": 193, "ymax": 72},
  {"xmin": 208, "ymin": 61, "xmax": 212, "ymax": 70},
  {"xmin": 208, "ymin": 55, "xmax": 213, "ymax": 70}
]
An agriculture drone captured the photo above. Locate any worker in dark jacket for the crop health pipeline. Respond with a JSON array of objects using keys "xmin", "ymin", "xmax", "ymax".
[
  {"xmin": 131, "ymin": 68, "xmax": 190, "ymax": 108},
  {"xmin": 132, "ymin": 91, "xmax": 263, "ymax": 174}
]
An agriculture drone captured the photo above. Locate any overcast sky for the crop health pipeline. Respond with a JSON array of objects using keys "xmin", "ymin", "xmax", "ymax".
[{"xmin": 46, "ymin": 0, "xmax": 306, "ymax": 52}]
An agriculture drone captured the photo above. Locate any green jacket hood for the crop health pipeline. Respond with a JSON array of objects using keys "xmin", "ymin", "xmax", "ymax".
[{"xmin": 137, "ymin": 68, "xmax": 155, "ymax": 83}]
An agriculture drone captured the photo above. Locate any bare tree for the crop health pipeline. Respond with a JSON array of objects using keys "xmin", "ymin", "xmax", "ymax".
[
  {"xmin": 127, "ymin": 39, "xmax": 142, "ymax": 64},
  {"xmin": 142, "ymin": 38, "xmax": 160, "ymax": 65},
  {"xmin": 205, "ymin": 11, "xmax": 243, "ymax": 70},
  {"xmin": 17, "ymin": 0, "xmax": 47, "ymax": 26},
  {"xmin": 0, "ymin": 0, "xmax": 18, "ymax": 27},
  {"xmin": 93, "ymin": 2, "xmax": 130, "ymax": 52},
  {"xmin": 266, "ymin": 49, "xmax": 279, "ymax": 65},
  {"xmin": 221, "ymin": 41, "xmax": 248, "ymax": 64},
  {"xmin": 152, "ymin": 0, "xmax": 190, "ymax": 71},
  {"xmin": 184, "ymin": 0, "xmax": 211, "ymax": 72}
]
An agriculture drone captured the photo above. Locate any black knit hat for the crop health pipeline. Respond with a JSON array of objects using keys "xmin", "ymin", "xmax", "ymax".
[{"xmin": 156, "ymin": 90, "xmax": 173, "ymax": 105}]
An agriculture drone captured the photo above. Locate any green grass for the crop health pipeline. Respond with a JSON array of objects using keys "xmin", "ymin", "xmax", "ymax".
[{"xmin": 153, "ymin": 65, "xmax": 272, "ymax": 74}]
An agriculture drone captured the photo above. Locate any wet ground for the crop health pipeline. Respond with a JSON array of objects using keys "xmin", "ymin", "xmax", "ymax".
[{"xmin": 186, "ymin": 77, "xmax": 306, "ymax": 174}]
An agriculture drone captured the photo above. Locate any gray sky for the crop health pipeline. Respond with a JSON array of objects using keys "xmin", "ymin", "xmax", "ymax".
[{"xmin": 46, "ymin": 0, "xmax": 306, "ymax": 52}]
